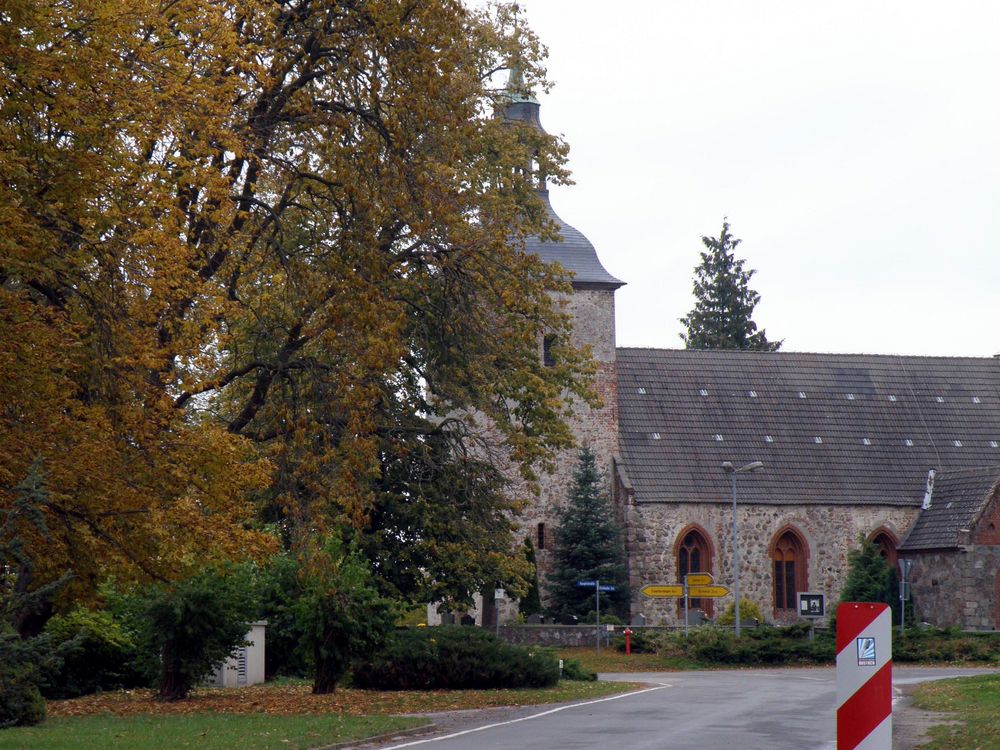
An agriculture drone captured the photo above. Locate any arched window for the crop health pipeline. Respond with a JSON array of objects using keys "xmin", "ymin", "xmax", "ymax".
[
  {"xmin": 869, "ymin": 529, "xmax": 899, "ymax": 571},
  {"xmin": 676, "ymin": 527, "xmax": 713, "ymax": 615},
  {"xmin": 771, "ymin": 528, "xmax": 808, "ymax": 611},
  {"xmin": 542, "ymin": 334, "xmax": 557, "ymax": 367}
]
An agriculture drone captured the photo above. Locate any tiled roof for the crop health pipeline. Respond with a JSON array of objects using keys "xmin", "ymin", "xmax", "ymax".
[
  {"xmin": 900, "ymin": 468, "xmax": 1000, "ymax": 551},
  {"xmin": 616, "ymin": 349, "xmax": 1000, "ymax": 506},
  {"xmin": 524, "ymin": 192, "xmax": 624, "ymax": 290}
]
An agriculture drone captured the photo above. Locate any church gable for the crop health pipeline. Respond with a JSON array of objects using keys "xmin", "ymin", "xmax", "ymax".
[
  {"xmin": 615, "ymin": 349, "xmax": 1000, "ymax": 506},
  {"xmin": 901, "ymin": 468, "xmax": 1000, "ymax": 551}
]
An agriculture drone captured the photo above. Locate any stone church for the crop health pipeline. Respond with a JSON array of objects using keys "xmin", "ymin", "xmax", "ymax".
[{"xmin": 506, "ymin": 89, "xmax": 1000, "ymax": 631}]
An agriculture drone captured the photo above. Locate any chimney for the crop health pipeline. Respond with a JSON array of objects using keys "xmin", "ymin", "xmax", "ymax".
[{"xmin": 922, "ymin": 468, "xmax": 936, "ymax": 510}]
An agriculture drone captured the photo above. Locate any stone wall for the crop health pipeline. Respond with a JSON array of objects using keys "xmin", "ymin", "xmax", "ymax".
[
  {"xmin": 525, "ymin": 288, "xmax": 620, "ymax": 586},
  {"xmin": 908, "ymin": 546, "xmax": 1000, "ymax": 630},
  {"xmin": 498, "ymin": 624, "xmax": 675, "ymax": 648},
  {"xmin": 624, "ymin": 500, "xmax": 920, "ymax": 626}
]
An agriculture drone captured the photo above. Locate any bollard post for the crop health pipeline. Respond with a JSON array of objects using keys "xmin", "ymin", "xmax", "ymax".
[{"xmin": 624, "ymin": 627, "xmax": 632, "ymax": 656}]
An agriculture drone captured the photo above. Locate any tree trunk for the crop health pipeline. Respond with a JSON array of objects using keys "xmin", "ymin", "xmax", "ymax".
[{"xmin": 157, "ymin": 645, "xmax": 189, "ymax": 701}]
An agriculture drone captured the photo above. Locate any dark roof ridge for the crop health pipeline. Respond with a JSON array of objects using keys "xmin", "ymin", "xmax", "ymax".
[
  {"xmin": 934, "ymin": 465, "xmax": 1000, "ymax": 479},
  {"xmin": 616, "ymin": 347, "xmax": 1000, "ymax": 362}
]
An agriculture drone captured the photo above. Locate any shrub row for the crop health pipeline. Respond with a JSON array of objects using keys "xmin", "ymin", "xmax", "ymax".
[
  {"xmin": 658, "ymin": 623, "xmax": 835, "ymax": 665},
  {"xmin": 895, "ymin": 627, "xmax": 1000, "ymax": 663},
  {"xmin": 353, "ymin": 627, "xmax": 560, "ymax": 690}
]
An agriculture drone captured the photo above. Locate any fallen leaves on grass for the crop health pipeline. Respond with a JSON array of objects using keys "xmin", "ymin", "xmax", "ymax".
[{"xmin": 47, "ymin": 681, "xmax": 633, "ymax": 719}]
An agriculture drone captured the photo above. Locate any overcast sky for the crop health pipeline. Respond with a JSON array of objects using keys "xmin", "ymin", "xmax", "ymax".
[{"xmin": 503, "ymin": 1, "xmax": 1000, "ymax": 356}]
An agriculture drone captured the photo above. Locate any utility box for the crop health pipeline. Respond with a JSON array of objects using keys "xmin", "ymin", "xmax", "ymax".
[{"xmin": 208, "ymin": 621, "xmax": 266, "ymax": 688}]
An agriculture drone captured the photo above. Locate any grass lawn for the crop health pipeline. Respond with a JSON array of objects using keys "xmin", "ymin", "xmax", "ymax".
[
  {"xmin": 557, "ymin": 647, "xmax": 702, "ymax": 673},
  {"xmin": 0, "ymin": 714, "xmax": 425, "ymax": 750},
  {"xmin": 912, "ymin": 674, "xmax": 1000, "ymax": 749},
  {"xmin": 10, "ymin": 679, "xmax": 641, "ymax": 750}
]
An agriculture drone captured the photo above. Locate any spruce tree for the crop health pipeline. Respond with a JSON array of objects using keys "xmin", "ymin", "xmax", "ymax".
[
  {"xmin": 679, "ymin": 220, "xmax": 781, "ymax": 351},
  {"xmin": 546, "ymin": 449, "xmax": 629, "ymax": 619},
  {"xmin": 837, "ymin": 536, "xmax": 904, "ymax": 624}
]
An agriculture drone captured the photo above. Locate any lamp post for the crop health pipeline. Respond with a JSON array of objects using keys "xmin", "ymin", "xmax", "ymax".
[{"xmin": 722, "ymin": 460, "xmax": 764, "ymax": 637}]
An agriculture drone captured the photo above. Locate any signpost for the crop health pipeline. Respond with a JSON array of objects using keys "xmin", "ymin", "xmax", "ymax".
[
  {"xmin": 576, "ymin": 579, "xmax": 616, "ymax": 653},
  {"xmin": 640, "ymin": 575, "xmax": 729, "ymax": 636},
  {"xmin": 899, "ymin": 559, "xmax": 914, "ymax": 634}
]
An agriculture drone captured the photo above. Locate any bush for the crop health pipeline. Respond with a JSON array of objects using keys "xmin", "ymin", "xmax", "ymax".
[
  {"xmin": 42, "ymin": 606, "xmax": 142, "ymax": 698},
  {"xmin": 559, "ymin": 657, "xmax": 596, "ymax": 681},
  {"xmin": 133, "ymin": 564, "xmax": 258, "ymax": 700},
  {"xmin": 297, "ymin": 538, "xmax": 396, "ymax": 694},
  {"xmin": 716, "ymin": 599, "xmax": 765, "ymax": 628},
  {"xmin": 612, "ymin": 627, "xmax": 659, "ymax": 654},
  {"xmin": 660, "ymin": 623, "xmax": 833, "ymax": 666},
  {"xmin": 353, "ymin": 627, "xmax": 559, "ymax": 690},
  {"xmin": 0, "ymin": 627, "xmax": 49, "ymax": 727},
  {"xmin": 257, "ymin": 552, "xmax": 310, "ymax": 680},
  {"xmin": 894, "ymin": 628, "xmax": 1000, "ymax": 663}
]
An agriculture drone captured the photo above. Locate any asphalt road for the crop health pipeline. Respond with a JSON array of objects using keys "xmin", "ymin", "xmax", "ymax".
[{"xmin": 370, "ymin": 666, "xmax": 997, "ymax": 750}]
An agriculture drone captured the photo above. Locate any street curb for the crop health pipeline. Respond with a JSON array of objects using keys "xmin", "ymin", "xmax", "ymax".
[{"xmin": 314, "ymin": 720, "xmax": 438, "ymax": 750}]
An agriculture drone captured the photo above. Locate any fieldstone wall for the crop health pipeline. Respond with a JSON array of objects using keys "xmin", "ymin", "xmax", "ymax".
[
  {"xmin": 624, "ymin": 500, "xmax": 920, "ymax": 626},
  {"xmin": 524, "ymin": 288, "xmax": 620, "ymax": 585},
  {"xmin": 498, "ymin": 624, "xmax": 675, "ymax": 647},
  {"xmin": 908, "ymin": 546, "xmax": 1000, "ymax": 630}
]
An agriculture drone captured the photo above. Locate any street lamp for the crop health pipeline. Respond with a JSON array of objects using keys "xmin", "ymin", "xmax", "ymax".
[{"xmin": 722, "ymin": 460, "xmax": 764, "ymax": 637}]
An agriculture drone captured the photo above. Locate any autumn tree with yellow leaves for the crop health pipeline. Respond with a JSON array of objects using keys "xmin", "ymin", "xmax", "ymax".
[{"xmin": 1, "ymin": 0, "xmax": 593, "ymax": 628}]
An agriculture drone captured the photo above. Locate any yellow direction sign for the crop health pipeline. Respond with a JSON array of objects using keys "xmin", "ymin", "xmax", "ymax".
[
  {"xmin": 640, "ymin": 584, "xmax": 684, "ymax": 598},
  {"xmin": 685, "ymin": 573, "xmax": 714, "ymax": 586},
  {"xmin": 688, "ymin": 585, "xmax": 730, "ymax": 598}
]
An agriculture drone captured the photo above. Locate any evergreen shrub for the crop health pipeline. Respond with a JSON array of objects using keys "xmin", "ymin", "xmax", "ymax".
[
  {"xmin": 0, "ymin": 627, "xmax": 48, "ymax": 727},
  {"xmin": 612, "ymin": 628, "xmax": 659, "ymax": 653},
  {"xmin": 559, "ymin": 657, "xmax": 596, "ymax": 681},
  {"xmin": 894, "ymin": 628, "xmax": 1000, "ymax": 663},
  {"xmin": 660, "ymin": 623, "xmax": 833, "ymax": 666},
  {"xmin": 352, "ymin": 627, "xmax": 559, "ymax": 690}
]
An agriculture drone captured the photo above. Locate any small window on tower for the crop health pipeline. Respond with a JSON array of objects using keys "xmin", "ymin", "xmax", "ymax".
[
  {"xmin": 537, "ymin": 522, "xmax": 546, "ymax": 550},
  {"xmin": 543, "ymin": 334, "xmax": 556, "ymax": 368}
]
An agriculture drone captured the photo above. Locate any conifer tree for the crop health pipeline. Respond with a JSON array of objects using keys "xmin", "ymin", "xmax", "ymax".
[
  {"xmin": 546, "ymin": 449, "xmax": 629, "ymax": 619},
  {"xmin": 837, "ymin": 536, "xmax": 903, "ymax": 623},
  {"xmin": 679, "ymin": 220, "xmax": 781, "ymax": 351}
]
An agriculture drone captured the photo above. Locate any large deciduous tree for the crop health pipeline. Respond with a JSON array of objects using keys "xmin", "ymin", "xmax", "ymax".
[
  {"xmin": 1, "ymin": 1, "xmax": 592, "ymax": 614},
  {"xmin": 679, "ymin": 220, "xmax": 781, "ymax": 351}
]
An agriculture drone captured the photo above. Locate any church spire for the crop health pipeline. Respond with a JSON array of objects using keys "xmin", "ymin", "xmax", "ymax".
[{"xmin": 500, "ymin": 61, "xmax": 543, "ymax": 133}]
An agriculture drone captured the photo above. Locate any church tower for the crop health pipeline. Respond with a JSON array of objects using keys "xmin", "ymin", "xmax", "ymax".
[{"xmin": 503, "ymin": 80, "xmax": 625, "ymax": 581}]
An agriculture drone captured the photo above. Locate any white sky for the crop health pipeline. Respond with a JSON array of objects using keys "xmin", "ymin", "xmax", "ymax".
[{"xmin": 506, "ymin": 1, "xmax": 1000, "ymax": 356}]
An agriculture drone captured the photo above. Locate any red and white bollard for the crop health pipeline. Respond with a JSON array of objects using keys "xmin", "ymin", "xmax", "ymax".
[
  {"xmin": 623, "ymin": 627, "xmax": 632, "ymax": 656},
  {"xmin": 836, "ymin": 602, "xmax": 892, "ymax": 749}
]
